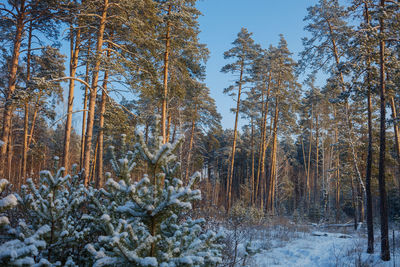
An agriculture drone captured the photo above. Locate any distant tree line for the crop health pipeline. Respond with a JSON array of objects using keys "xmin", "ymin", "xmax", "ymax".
[{"xmin": 214, "ymin": 0, "xmax": 400, "ymax": 261}]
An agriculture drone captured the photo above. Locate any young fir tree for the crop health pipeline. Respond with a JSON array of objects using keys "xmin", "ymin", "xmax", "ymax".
[
  {"xmin": 0, "ymin": 179, "xmax": 17, "ymax": 230},
  {"xmin": 86, "ymin": 119, "xmax": 223, "ymax": 266},
  {"xmin": 15, "ymin": 160, "xmax": 91, "ymax": 265},
  {"xmin": 0, "ymin": 179, "xmax": 51, "ymax": 265}
]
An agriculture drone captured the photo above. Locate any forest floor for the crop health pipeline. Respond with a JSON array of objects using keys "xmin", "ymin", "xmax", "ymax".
[{"xmin": 251, "ymin": 227, "xmax": 400, "ymax": 266}]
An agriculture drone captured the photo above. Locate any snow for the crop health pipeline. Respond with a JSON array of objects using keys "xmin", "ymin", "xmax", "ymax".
[
  {"xmin": 254, "ymin": 230, "xmax": 400, "ymax": 267},
  {"xmin": 0, "ymin": 194, "xmax": 18, "ymax": 209},
  {"xmin": 0, "ymin": 216, "xmax": 10, "ymax": 225}
]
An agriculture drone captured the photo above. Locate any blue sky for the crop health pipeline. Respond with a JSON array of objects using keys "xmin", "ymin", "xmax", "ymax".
[{"xmin": 196, "ymin": 0, "xmax": 318, "ymax": 129}]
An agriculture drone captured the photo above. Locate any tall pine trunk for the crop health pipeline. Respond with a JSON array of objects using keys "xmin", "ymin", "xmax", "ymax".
[
  {"xmin": 80, "ymin": 40, "xmax": 91, "ymax": 169},
  {"xmin": 95, "ymin": 56, "xmax": 110, "ymax": 188},
  {"xmin": 21, "ymin": 22, "xmax": 33, "ymax": 183},
  {"xmin": 255, "ymin": 73, "xmax": 272, "ymax": 206},
  {"xmin": 307, "ymin": 105, "xmax": 313, "ymax": 209},
  {"xmin": 185, "ymin": 104, "xmax": 197, "ymax": 183},
  {"xmin": 0, "ymin": 6, "xmax": 25, "ymax": 176},
  {"xmin": 250, "ymin": 117, "xmax": 255, "ymax": 204},
  {"xmin": 95, "ymin": 33, "xmax": 112, "ymax": 188},
  {"xmin": 389, "ymin": 96, "xmax": 400, "ymax": 190},
  {"xmin": 334, "ymin": 108, "xmax": 340, "ymax": 222},
  {"xmin": 314, "ymin": 114, "xmax": 319, "ymax": 204},
  {"xmin": 63, "ymin": 23, "xmax": 81, "ymax": 173},
  {"xmin": 83, "ymin": 0, "xmax": 108, "ymax": 185},
  {"xmin": 267, "ymin": 96, "xmax": 279, "ymax": 214},
  {"xmin": 161, "ymin": 4, "xmax": 172, "ymax": 143},
  {"xmin": 378, "ymin": 0, "xmax": 390, "ymax": 260},
  {"xmin": 227, "ymin": 59, "xmax": 244, "ymax": 213},
  {"xmin": 363, "ymin": 1, "xmax": 374, "ymax": 253}
]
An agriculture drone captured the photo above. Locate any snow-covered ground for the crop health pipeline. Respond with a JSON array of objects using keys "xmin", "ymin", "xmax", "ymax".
[{"xmin": 254, "ymin": 230, "xmax": 400, "ymax": 267}]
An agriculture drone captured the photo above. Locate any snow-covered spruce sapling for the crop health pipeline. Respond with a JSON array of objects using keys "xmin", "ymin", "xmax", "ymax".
[
  {"xmin": 87, "ymin": 127, "xmax": 223, "ymax": 266},
  {"xmin": 16, "ymin": 162, "xmax": 92, "ymax": 265},
  {"xmin": 0, "ymin": 179, "xmax": 17, "ymax": 230},
  {"xmin": 0, "ymin": 179, "xmax": 53, "ymax": 265},
  {"xmin": 222, "ymin": 201, "xmax": 261, "ymax": 267}
]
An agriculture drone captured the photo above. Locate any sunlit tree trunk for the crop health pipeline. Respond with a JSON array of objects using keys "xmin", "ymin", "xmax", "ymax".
[
  {"xmin": 307, "ymin": 105, "xmax": 313, "ymax": 209},
  {"xmin": 80, "ymin": 41, "xmax": 91, "ymax": 169},
  {"xmin": 63, "ymin": 23, "xmax": 81, "ymax": 173},
  {"xmin": 362, "ymin": 1, "xmax": 374, "ymax": 253},
  {"xmin": 227, "ymin": 59, "xmax": 244, "ymax": 213},
  {"xmin": 267, "ymin": 96, "xmax": 279, "ymax": 214},
  {"xmin": 255, "ymin": 73, "xmax": 272, "ymax": 206},
  {"xmin": 21, "ymin": 22, "xmax": 33, "ymax": 183},
  {"xmin": 378, "ymin": 0, "xmax": 390, "ymax": 260},
  {"xmin": 389, "ymin": 97, "xmax": 400, "ymax": 190},
  {"xmin": 250, "ymin": 117, "xmax": 255, "ymax": 204},
  {"xmin": 161, "ymin": 4, "xmax": 172, "ymax": 143},
  {"xmin": 185, "ymin": 104, "xmax": 197, "ymax": 183},
  {"xmin": 0, "ymin": 3, "xmax": 25, "ymax": 176},
  {"xmin": 83, "ymin": 0, "xmax": 109, "ymax": 185},
  {"xmin": 314, "ymin": 113, "xmax": 319, "ymax": 204},
  {"xmin": 95, "ymin": 50, "xmax": 110, "ymax": 188}
]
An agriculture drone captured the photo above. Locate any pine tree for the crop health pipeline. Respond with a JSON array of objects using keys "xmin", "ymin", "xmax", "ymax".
[
  {"xmin": 155, "ymin": 0, "xmax": 207, "ymax": 143},
  {"xmin": 221, "ymin": 28, "xmax": 260, "ymax": 212},
  {"xmin": 377, "ymin": 0, "xmax": 390, "ymax": 260},
  {"xmin": 0, "ymin": 0, "xmax": 60, "ymax": 179},
  {"xmin": 266, "ymin": 35, "xmax": 299, "ymax": 214}
]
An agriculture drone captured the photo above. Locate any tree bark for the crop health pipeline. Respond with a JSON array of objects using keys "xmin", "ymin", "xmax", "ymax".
[
  {"xmin": 185, "ymin": 104, "xmax": 197, "ymax": 183},
  {"xmin": 366, "ymin": 75, "xmax": 374, "ymax": 253},
  {"xmin": 389, "ymin": 96, "xmax": 400, "ymax": 191},
  {"xmin": 80, "ymin": 40, "xmax": 91, "ymax": 169},
  {"xmin": 334, "ymin": 108, "xmax": 340, "ymax": 222},
  {"xmin": 227, "ymin": 59, "xmax": 244, "ymax": 213},
  {"xmin": 0, "ymin": 4, "xmax": 25, "ymax": 176},
  {"xmin": 364, "ymin": 0, "xmax": 374, "ymax": 250},
  {"xmin": 267, "ymin": 96, "xmax": 279, "ymax": 214},
  {"xmin": 83, "ymin": 0, "xmax": 108, "ymax": 185},
  {"xmin": 255, "ymin": 72, "xmax": 272, "ymax": 206},
  {"xmin": 315, "ymin": 113, "xmax": 319, "ymax": 204},
  {"xmin": 161, "ymin": 4, "xmax": 172, "ymax": 143},
  {"xmin": 21, "ymin": 21, "xmax": 33, "ymax": 183},
  {"xmin": 378, "ymin": 0, "xmax": 390, "ymax": 260},
  {"xmin": 63, "ymin": 23, "xmax": 81, "ymax": 173},
  {"xmin": 250, "ymin": 117, "xmax": 255, "ymax": 204},
  {"xmin": 307, "ymin": 105, "xmax": 313, "ymax": 209},
  {"xmin": 95, "ymin": 51, "xmax": 110, "ymax": 188},
  {"xmin": 351, "ymin": 174, "xmax": 358, "ymax": 230}
]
